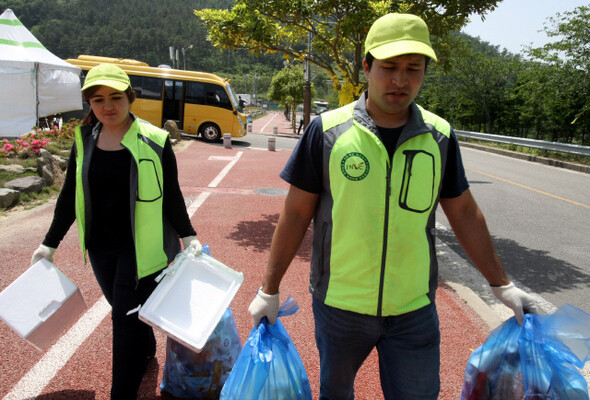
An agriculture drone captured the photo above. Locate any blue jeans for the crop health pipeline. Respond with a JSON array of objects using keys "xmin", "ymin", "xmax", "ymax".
[{"xmin": 312, "ymin": 298, "xmax": 440, "ymax": 400}]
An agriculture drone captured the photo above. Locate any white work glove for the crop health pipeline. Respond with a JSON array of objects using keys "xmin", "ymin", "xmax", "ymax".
[
  {"xmin": 491, "ymin": 282, "xmax": 539, "ymax": 325},
  {"xmin": 248, "ymin": 288, "xmax": 280, "ymax": 326},
  {"xmin": 181, "ymin": 236, "xmax": 202, "ymax": 256},
  {"xmin": 31, "ymin": 244, "xmax": 56, "ymax": 266}
]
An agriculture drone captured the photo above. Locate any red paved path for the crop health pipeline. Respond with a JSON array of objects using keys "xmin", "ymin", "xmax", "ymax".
[{"xmin": 0, "ymin": 112, "xmax": 491, "ymax": 399}]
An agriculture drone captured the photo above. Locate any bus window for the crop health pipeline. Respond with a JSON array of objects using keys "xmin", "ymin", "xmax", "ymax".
[
  {"xmin": 187, "ymin": 82, "xmax": 232, "ymax": 111},
  {"xmin": 131, "ymin": 76, "xmax": 162, "ymax": 100},
  {"xmin": 205, "ymin": 83, "xmax": 232, "ymax": 110},
  {"xmin": 185, "ymin": 82, "xmax": 205, "ymax": 105}
]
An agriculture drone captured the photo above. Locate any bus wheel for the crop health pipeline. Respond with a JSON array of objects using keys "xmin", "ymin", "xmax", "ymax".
[{"xmin": 201, "ymin": 123, "xmax": 221, "ymax": 143}]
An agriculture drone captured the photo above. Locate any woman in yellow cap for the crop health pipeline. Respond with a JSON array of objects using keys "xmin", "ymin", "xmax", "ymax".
[{"xmin": 31, "ymin": 63, "xmax": 201, "ymax": 399}]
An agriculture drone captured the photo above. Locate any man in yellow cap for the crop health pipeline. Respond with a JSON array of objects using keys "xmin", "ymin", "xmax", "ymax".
[{"xmin": 249, "ymin": 13, "xmax": 538, "ymax": 399}]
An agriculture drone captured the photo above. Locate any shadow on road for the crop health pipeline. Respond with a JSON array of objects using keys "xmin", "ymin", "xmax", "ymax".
[
  {"xmin": 35, "ymin": 390, "xmax": 95, "ymax": 399},
  {"xmin": 436, "ymin": 228, "xmax": 590, "ymax": 296},
  {"xmin": 226, "ymin": 213, "xmax": 312, "ymax": 261}
]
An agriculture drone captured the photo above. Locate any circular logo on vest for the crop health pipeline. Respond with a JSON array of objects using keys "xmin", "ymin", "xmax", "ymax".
[{"xmin": 341, "ymin": 152, "xmax": 370, "ymax": 181}]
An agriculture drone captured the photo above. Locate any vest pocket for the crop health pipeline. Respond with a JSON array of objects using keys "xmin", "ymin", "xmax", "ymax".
[
  {"xmin": 399, "ymin": 150, "xmax": 435, "ymax": 213},
  {"xmin": 137, "ymin": 159, "xmax": 163, "ymax": 202}
]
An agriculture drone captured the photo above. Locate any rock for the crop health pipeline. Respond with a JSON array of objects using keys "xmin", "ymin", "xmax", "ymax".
[
  {"xmin": 0, "ymin": 188, "xmax": 19, "ymax": 208},
  {"xmin": 0, "ymin": 164, "xmax": 26, "ymax": 174},
  {"xmin": 54, "ymin": 154, "xmax": 67, "ymax": 171},
  {"xmin": 5, "ymin": 175, "xmax": 46, "ymax": 194},
  {"xmin": 37, "ymin": 148, "xmax": 65, "ymax": 187},
  {"xmin": 163, "ymin": 120, "xmax": 181, "ymax": 141}
]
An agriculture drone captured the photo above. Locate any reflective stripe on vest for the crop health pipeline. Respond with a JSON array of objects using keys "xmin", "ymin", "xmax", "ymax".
[
  {"xmin": 311, "ymin": 100, "xmax": 451, "ymax": 316},
  {"xmin": 74, "ymin": 119, "xmax": 169, "ymax": 279}
]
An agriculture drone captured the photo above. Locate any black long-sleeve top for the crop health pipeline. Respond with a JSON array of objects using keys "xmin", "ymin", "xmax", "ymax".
[{"xmin": 43, "ymin": 136, "xmax": 195, "ymax": 250}]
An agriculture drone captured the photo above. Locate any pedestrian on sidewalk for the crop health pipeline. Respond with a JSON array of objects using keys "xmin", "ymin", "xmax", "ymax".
[
  {"xmin": 248, "ymin": 13, "xmax": 539, "ymax": 400},
  {"xmin": 30, "ymin": 64, "xmax": 201, "ymax": 399}
]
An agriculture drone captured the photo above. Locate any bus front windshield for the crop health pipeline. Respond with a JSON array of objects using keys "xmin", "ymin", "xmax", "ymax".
[{"xmin": 225, "ymin": 83, "xmax": 241, "ymax": 111}]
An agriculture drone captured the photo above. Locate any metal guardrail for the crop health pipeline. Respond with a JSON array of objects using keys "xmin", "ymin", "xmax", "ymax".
[{"xmin": 455, "ymin": 130, "xmax": 590, "ymax": 157}]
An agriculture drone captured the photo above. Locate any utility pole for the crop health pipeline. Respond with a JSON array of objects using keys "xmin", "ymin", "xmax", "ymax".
[
  {"xmin": 253, "ymin": 74, "xmax": 259, "ymax": 106},
  {"xmin": 169, "ymin": 46, "xmax": 175, "ymax": 69},
  {"xmin": 245, "ymin": 74, "xmax": 249, "ymax": 100}
]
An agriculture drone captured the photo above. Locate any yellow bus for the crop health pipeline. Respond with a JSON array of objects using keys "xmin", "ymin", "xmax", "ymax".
[{"xmin": 65, "ymin": 55, "xmax": 247, "ymax": 142}]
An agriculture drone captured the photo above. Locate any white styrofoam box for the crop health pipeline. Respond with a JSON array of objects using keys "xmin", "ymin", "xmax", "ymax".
[
  {"xmin": 139, "ymin": 252, "xmax": 243, "ymax": 353},
  {"xmin": 0, "ymin": 259, "xmax": 87, "ymax": 350}
]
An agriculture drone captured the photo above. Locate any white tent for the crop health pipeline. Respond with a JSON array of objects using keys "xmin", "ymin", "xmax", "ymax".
[{"xmin": 0, "ymin": 8, "xmax": 82, "ymax": 138}]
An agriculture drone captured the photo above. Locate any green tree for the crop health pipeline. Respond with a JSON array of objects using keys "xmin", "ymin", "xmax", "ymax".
[
  {"xmin": 267, "ymin": 64, "xmax": 315, "ymax": 130},
  {"xmin": 453, "ymin": 42, "xmax": 521, "ymax": 133},
  {"xmin": 419, "ymin": 36, "xmax": 522, "ymax": 134},
  {"xmin": 526, "ymin": 5, "xmax": 589, "ymax": 143},
  {"xmin": 195, "ymin": 0, "xmax": 501, "ymax": 105}
]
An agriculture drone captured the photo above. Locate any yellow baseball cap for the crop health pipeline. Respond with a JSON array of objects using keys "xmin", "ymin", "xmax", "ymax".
[
  {"xmin": 365, "ymin": 13, "xmax": 437, "ymax": 62},
  {"xmin": 81, "ymin": 63, "xmax": 131, "ymax": 92}
]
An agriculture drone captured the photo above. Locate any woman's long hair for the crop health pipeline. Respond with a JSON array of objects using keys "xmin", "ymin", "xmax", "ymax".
[{"xmin": 81, "ymin": 86, "xmax": 136, "ymax": 126}]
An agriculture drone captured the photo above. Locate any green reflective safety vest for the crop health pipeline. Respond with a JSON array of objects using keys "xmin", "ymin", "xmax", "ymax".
[
  {"xmin": 310, "ymin": 97, "xmax": 451, "ymax": 316},
  {"xmin": 74, "ymin": 118, "xmax": 178, "ymax": 279}
]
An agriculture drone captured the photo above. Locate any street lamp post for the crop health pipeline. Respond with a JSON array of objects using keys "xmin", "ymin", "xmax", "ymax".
[
  {"xmin": 182, "ymin": 45, "xmax": 193, "ymax": 70},
  {"xmin": 244, "ymin": 74, "xmax": 249, "ymax": 99}
]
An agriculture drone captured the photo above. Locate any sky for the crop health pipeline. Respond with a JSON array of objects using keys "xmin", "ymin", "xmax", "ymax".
[{"xmin": 462, "ymin": 0, "xmax": 588, "ymax": 55}]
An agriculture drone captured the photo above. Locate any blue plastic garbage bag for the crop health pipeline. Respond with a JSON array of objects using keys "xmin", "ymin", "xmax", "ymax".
[
  {"xmin": 461, "ymin": 304, "xmax": 590, "ymax": 399},
  {"xmin": 220, "ymin": 297, "xmax": 313, "ymax": 400}
]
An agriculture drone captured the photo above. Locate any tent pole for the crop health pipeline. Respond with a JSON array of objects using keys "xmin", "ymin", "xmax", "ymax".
[{"xmin": 35, "ymin": 62, "xmax": 39, "ymax": 126}]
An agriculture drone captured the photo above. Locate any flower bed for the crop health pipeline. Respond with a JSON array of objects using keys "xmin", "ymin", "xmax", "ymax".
[{"xmin": 1, "ymin": 121, "xmax": 79, "ymax": 160}]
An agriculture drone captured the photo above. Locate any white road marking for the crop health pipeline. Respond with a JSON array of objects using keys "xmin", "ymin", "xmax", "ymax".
[
  {"xmin": 4, "ymin": 150, "xmax": 244, "ymax": 398},
  {"xmin": 208, "ymin": 152, "xmax": 243, "ymax": 188},
  {"xmin": 187, "ymin": 191, "xmax": 211, "ymax": 217},
  {"xmin": 260, "ymin": 113, "xmax": 278, "ymax": 133}
]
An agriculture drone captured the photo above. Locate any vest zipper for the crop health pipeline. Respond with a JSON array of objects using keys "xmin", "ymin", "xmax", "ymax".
[{"xmin": 377, "ymin": 163, "xmax": 393, "ymax": 317}]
